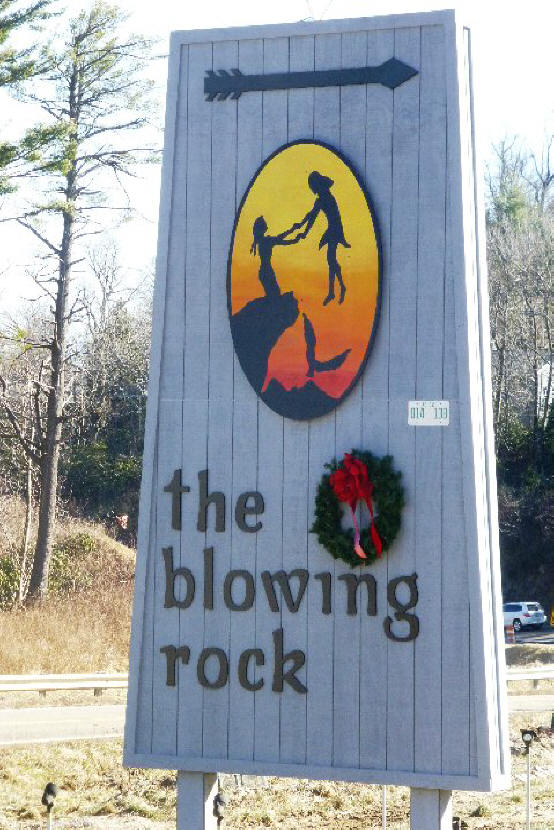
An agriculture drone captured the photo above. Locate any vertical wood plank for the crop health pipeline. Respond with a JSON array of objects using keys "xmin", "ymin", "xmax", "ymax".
[
  {"xmin": 253, "ymin": 34, "xmax": 289, "ymax": 764},
  {"xmin": 467, "ymin": 25, "xmax": 501, "ymax": 778},
  {"xmin": 445, "ymin": 17, "xmax": 489, "ymax": 779},
  {"xmin": 228, "ymin": 37, "xmax": 264, "ymax": 763},
  {"xmin": 305, "ymin": 31, "xmax": 341, "ymax": 767},
  {"xmin": 177, "ymin": 41, "xmax": 213, "ymax": 760},
  {"xmin": 413, "ymin": 23, "xmax": 447, "ymax": 774},
  {"xmin": 288, "ymin": 35, "xmax": 314, "ymax": 143},
  {"xmin": 128, "ymin": 38, "xmax": 183, "ymax": 760},
  {"xmin": 386, "ymin": 26, "xmax": 420, "ymax": 773},
  {"xmin": 150, "ymin": 45, "xmax": 189, "ymax": 758},
  {"xmin": 332, "ymin": 28, "xmax": 367, "ymax": 770},
  {"xmin": 470, "ymin": 23, "xmax": 510, "ymax": 779},
  {"xmin": 201, "ymin": 38, "xmax": 238, "ymax": 761},
  {"xmin": 439, "ymin": 19, "xmax": 473, "ymax": 776},
  {"xmin": 152, "ymin": 401, "xmax": 182, "ymax": 756},
  {"xmin": 134, "ymin": 450, "xmax": 158, "ymax": 755},
  {"xmin": 456, "ymin": 28, "xmax": 492, "ymax": 780},
  {"xmin": 278, "ymin": 32, "xmax": 314, "ymax": 766},
  {"xmin": 129, "ymin": 40, "xmax": 184, "ymax": 760},
  {"xmin": 359, "ymin": 25, "xmax": 394, "ymax": 772}
]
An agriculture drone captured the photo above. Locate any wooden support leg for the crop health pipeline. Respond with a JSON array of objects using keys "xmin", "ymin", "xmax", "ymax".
[
  {"xmin": 177, "ymin": 772, "xmax": 218, "ymax": 829},
  {"xmin": 410, "ymin": 788, "xmax": 452, "ymax": 829}
]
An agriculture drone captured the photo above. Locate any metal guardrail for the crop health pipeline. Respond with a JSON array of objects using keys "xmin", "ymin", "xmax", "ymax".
[
  {"xmin": 0, "ymin": 668, "xmax": 552, "ymax": 696},
  {"xmin": 0, "ymin": 672, "xmax": 128, "ymax": 696},
  {"xmin": 506, "ymin": 667, "xmax": 554, "ymax": 684}
]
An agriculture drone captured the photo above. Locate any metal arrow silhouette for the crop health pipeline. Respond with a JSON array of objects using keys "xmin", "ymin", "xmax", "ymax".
[{"xmin": 204, "ymin": 58, "xmax": 418, "ymax": 102}]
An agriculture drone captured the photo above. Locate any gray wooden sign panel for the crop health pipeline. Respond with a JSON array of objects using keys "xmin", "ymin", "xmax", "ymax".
[
  {"xmin": 125, "ymin": 10, "xmax": 509, "ymax": 791},
  {"xmin": 359, "ymin": 25, "xmax": 392, "ymax": 774}
]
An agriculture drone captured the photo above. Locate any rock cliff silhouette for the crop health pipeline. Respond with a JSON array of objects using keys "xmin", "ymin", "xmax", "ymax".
[
  {"xmin": 231, "ymin": 292, "xmax": 299, "ymax": 392},
  {"xmin": 261, "ymin": 378, "xmax": 337, "ymax": 420},
  {"xmin": 231, "ymin": 292, "xmax": 340, "ymax": 420}
]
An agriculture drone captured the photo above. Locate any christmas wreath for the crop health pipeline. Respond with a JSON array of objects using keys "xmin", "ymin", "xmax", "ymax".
[{"xmin": 311, "ymin": 450, "xmax": 404, "ymax": 568}]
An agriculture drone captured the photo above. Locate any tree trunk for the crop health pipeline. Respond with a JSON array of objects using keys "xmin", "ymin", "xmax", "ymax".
[
  {"xmin": 26, "ymin": 227, "xmax": 72, "ymax": 599},
  {"xmin": 25, "ymin": 57, "xmax": 79, "ymax": 602},
  {"xmin": 18, "ymin": 452, "xmax": 34, "ymax": 602},
  {"xmin": 28, "ymin": 408, "xmax": 62, "ymax": 599},
  {"xmin": 542, "ymin": 360, "xmax": 553, "ymax": 429},
  {"xmin": 27, "ymin": 220, "xmax": 74, "ymax": 600},
  {"xmin": 493, "ymin": 344, "xmax": 505, "ymax": 433}
]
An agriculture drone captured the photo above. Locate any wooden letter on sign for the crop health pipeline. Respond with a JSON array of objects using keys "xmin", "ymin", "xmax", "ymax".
[{"xmin": 124, "ymin": 11, "xmax": 510, "ymax": 793}]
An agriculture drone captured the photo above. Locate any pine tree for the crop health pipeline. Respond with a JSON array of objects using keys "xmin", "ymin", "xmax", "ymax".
[
  {"xmin": 1, "ymin": 2, "xmax": 156, "ymax": 599},
  {"xmin": 0, "ymin": 0, "xmax": 54, "ymax": 193}
]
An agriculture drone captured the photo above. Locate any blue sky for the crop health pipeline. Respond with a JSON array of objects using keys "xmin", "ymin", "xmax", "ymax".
[{"xmin": 0, "ymin": 0, "xmax": 552, "ymax": 310}]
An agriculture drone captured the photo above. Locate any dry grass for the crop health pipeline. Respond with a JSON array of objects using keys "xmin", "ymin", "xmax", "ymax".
[
  {"xmin": 0, "ymin": 496, "xmax": 29, "ymax": 560},
  {"xmin": 0, "ymin": 740, "xmax": 175, "ymax": 828},
  {"xmin": 0, "ymin": 586, "xmax": 132, "ymax": 675},
  {"xmin": 506, "ymin": 644, "xmax": 554, "ymax": 667},
  {"xmin": 0, "ymin": 711, "xmax": 554, "ymax": 829},
  {"xmin": 0, "ymin": 495, "xmax": 135, "ymax": 593},
  {"xmin": 51, "ymin": 519, "xmax": 135, "ymax": 591},
  {"xmin": 0, "ymin": 497, "xmax": 135, "ymax": 675}
]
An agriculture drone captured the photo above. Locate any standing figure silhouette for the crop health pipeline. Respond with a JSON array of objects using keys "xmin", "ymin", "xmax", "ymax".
[
  {"xmin": 250, "ymin": 216, "xmax": 303, "ymax": 298},
  {"xmin": 289, "ymin": 170, "xmax": 350, "ymax": 305}
]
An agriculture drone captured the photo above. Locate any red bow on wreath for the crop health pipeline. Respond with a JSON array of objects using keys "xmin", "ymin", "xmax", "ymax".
[{"xmin": 330, "ymin": 453, "xmax": 382, "ymax": 561}]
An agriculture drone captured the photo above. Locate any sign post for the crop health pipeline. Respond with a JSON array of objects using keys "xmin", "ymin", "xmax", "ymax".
[
  {"xmin": 410, "ymin": 790, "xmax": 452, "ymax": 829},
  {"xmin": 125, "ymin": 11, "xmax": 510, "ymax": 829},
  {"xmin": 176, "ymin": 772, "xmax": 218, "ymax": 829}
]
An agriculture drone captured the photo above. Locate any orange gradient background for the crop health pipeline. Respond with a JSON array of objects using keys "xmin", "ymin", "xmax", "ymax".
[{"xmin": 229, "ymin": 142, "xmax": 380, "ymax": 400}]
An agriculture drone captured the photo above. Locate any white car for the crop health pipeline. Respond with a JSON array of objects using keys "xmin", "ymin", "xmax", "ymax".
[{"xmin": 503, "ymin": 601, "xmax": 546, "ymax": 632}]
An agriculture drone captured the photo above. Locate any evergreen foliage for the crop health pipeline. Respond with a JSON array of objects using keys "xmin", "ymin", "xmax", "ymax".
[
  {"xmin": 0, "ymin": 0, "xmax": 55, "ymax": 193},
  {"xmin": 0, "ymin": 0, "xmax": 51, "ymax": 87},
  {"xmin": 311, "ymin": 450, "xmax": 404, "ymax": 568}
]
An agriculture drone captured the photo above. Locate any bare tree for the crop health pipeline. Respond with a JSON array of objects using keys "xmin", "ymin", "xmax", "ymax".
[
  {"xmin": 0, "ymin": 311, "xmax": 48, "ymax": 597},
  {"xmin": 73, "ymin": 241, "xmax": 151, "ymax": 449},
  {"xmin": 487, "ymin": 136, "xmax": 553, "ymax": 453},
  {"xmin": 0, "ymin": 2, "xmax": 156, "ymax": 600}
]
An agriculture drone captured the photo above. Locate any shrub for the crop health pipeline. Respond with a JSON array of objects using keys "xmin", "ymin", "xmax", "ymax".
[
  {"xmin": 0, "ymin": 499, "xmax": 135, "ymax": 607},
  {"xmin": 50, "ymin": 531, "xmax": 97, "ymax": 593},
  {"xmin": 470, "ymin": 804, "xmax": 491, "ymax": 817},
  {"xmin": 0, "ymin": 556, "xmax": 18, "ymax": 607},
  {"xmin": 63, "ymin": 441, "xmax": 141, "ymax": 521}
]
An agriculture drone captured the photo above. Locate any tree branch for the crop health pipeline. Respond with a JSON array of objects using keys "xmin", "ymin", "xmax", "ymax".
[
  {"xmin": 16, "ymin": 219, "xmax": 62, "ymax": 257},
  {"xmin": 0, "ymin": 377, "xmax": 42, "ymax": 465}
]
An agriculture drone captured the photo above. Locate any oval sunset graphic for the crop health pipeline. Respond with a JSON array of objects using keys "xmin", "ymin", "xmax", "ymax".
[{"xmin": 228, "ymin": 140, "xmax": 381, "ymax": 420}]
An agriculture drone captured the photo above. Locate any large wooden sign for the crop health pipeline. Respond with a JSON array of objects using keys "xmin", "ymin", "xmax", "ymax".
[{"xmin": 125, "ymin": 10, "xmax": 509, "ymax": 792}]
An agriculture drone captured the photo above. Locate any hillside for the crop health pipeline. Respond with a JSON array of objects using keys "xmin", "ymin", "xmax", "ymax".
[{"xmin": 0, "ymin": 497, "xmax": 134, "ymax": 674}]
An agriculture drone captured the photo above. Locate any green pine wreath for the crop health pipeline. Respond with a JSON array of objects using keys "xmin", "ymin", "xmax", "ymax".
[{"xmin": 311, "ymin": 449, "xmax": 405, "ymax": 568}]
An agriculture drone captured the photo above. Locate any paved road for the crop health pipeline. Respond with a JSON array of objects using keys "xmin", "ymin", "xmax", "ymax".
[
  {"xmin": 514, "ymin": 625, "xmax": 554, "ymax": 645},
  {"xmin": 0, "ymin": 704, "xmax": 125, "ymax": 746},
  {"xmin": 508, "ymin": 695, "xmax": 554, "ymax": 712}
]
